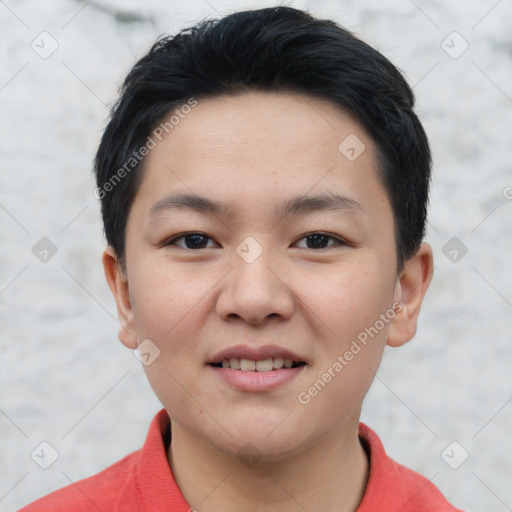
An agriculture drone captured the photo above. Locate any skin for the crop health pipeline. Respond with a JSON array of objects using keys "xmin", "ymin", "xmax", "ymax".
[{"xmin": 104, "ymin": 91, "xmax": 433, "ymax": 512}]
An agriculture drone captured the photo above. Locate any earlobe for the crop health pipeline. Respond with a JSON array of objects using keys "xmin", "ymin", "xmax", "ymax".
[
  {"xmin": 102, "ymin": 247, "xmax": 138, "ymax": 350},
  {"xmin": 386, "ymin": 242, "xmax": 434, "ymax": 348}
]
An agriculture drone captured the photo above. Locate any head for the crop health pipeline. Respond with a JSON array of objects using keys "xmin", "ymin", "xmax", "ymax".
[{"xmin": 98, "ymin": 7, "xmax": 433, "ymax": 460}]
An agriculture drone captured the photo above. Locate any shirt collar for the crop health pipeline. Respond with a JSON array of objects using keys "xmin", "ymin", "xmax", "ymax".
[{"xmin": 135, "ymin": 409, "xmax": 399, "ymax": 511}]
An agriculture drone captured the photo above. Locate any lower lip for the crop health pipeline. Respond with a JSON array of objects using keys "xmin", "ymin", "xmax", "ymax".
[{"xmin": 208, "ymin": 365, "xmax": 306, "ymax": 391}]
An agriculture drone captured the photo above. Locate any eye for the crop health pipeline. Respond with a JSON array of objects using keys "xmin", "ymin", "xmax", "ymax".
[
  {"xmin": 165, "ymin": 232, "xmax": 219, "ymax": 250},
  {"xmin": 294, "ymin": 232, "xmax": 345, "ymax": 249},
  {"xmin": 164, "ymin": 232, "xmax": 346, "ymax": 250}
]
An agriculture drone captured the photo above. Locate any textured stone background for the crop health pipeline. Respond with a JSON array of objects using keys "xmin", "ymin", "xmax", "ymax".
[{"xmin": 1, "ymin": 0, "xmax": 511, "ymax": 510}]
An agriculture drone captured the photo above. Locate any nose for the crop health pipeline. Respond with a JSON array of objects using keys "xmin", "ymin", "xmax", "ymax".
[{"xmin": 215, "ymin": 251, "xmax": 295, "ymax": 325}]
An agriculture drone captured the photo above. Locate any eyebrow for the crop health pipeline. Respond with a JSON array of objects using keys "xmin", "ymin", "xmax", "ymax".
[{"xmin": 149, "ymin": 191, "xmax": 365, "ymax": 218}]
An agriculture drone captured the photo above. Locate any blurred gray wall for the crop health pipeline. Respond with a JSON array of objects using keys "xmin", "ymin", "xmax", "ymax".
[{"xmin": 1, "ymin": 0, "xmax": 511, "ymax": 510}]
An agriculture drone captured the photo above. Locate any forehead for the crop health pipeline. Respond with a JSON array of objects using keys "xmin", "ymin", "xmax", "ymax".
[
  {"xmin": 134, "ymin": 91, "xmax": 390, "ymax": 222},
  {"xmin": 155, "ymin": 92, "xmax": 370, "ymax": 169}
]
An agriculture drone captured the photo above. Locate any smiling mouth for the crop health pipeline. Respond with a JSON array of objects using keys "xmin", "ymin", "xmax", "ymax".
[{"xmin": 210, "ymin": 357, "xmax": 306, "ymax": 372}]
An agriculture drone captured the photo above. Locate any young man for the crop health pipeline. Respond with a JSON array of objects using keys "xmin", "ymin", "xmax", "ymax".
[{"xmin": 21, "ymin": 6, "xmax": 463, "ymax": 512}]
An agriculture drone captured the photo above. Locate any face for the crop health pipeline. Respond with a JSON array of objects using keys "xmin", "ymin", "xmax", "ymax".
[{"xmin": 104, "ymin": 91, "xmax": 432, "ymax": 460}]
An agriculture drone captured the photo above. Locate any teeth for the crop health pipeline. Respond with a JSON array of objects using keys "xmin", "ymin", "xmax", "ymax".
[
  {"xmin": 217, "ymin": 357, "xmax": 302, "ymax": 371},
  {"xmin": 240, "ymin": 358, "xmax": 256, "ymax": 371},
  {"xmin": 255, "ymin": 359, "xmax": 273, "ymax": 372},
  {"xmin": 273, "ymin": 357, "xmax": 284, "ymax": 369}
]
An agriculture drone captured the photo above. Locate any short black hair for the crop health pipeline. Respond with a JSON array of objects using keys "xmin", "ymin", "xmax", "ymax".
[{"xmin": 94, "ymin": 6, "xmax": 431, "ymax": 271}]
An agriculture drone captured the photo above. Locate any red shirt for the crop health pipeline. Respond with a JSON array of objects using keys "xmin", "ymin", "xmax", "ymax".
[{"xmin": 20, "ymin": 409, "xmax": 463, "ymax": 511}]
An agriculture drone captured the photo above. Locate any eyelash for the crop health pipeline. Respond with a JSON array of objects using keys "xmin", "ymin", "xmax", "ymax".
[{"xmin": 164, "ymin": 232, "xmax": 348, "ymax": 250}]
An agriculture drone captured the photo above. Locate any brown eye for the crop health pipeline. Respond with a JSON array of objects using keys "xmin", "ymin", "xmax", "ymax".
[
  {"xmin": 294, "ymin": 233, "xmax": 344, "ymax": 249},
  {"xmin": 166, "ymin": 233, "xmax": 217, "ymax": 249}
]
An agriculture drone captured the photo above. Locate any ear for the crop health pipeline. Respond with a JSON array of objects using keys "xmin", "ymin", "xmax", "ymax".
[
  {"xmin": 387, "ymin": 242, "xmax": 434, "ymax": 348},
  {"xmin": 102, "ymin": 247, "xmax": 138, "ymax": 350}
]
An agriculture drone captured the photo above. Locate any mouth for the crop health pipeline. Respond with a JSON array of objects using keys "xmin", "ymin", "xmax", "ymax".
[
  {"xmin": 207, "ymin": 344, "xmax": 307, "ymax": 371},
  {"xmin": 209, "ymin": 357, "xmax": 306, "ymax": 371},
  {"xmin": 206, "ymin": 345, "xmax": 307, "ymax": 391}
]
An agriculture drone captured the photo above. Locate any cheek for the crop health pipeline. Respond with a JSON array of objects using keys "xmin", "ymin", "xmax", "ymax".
[
  {"xmin": 294, "ymin": 258, "xmax": 395, "ymax": 342},
  {"xmin": 129, "ymin": 259, "xmax": 212, "ymax": 354},
  {"xmin": 128, "ymin": 260, "xmax": 214, "ymax": 414},
  {"xmin": 293, "ymin": 259, "xmax": 394, "ymax": 405}
]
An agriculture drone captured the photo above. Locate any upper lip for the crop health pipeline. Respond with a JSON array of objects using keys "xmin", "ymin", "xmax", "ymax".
[{"xmin": 208, "ymin": 344, "xmax": 306, "ymax": 364}]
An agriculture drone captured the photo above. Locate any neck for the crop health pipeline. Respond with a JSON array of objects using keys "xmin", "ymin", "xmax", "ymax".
[{"xmin": 168, "ymin": 418, "xmax": 369, "ymax": 512}]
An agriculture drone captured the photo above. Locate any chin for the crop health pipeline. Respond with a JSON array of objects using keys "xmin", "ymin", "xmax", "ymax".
[
  {"xmin": 210, "ymin": 417, "xmax": 315, "ymax": 462},
  {"xmin": 219, "ymin": 436, "xmax": 304, "ymax": 464}
]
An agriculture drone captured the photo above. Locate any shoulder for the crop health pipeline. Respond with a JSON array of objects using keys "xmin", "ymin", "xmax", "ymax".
[
  {"xmin": 358, "ymin": 423, "xmax": 464, "ymax": 512},
  {"xmin": 18, "ymin": 450, "xmax": 141, "ymax": 512},
  {"xmin": 19, "ymin": 409, "xmax": 178, "ymax": 512},
  {"xmin": 391, "ymin": 457, "xmax": 464, "ymax": 511}
]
